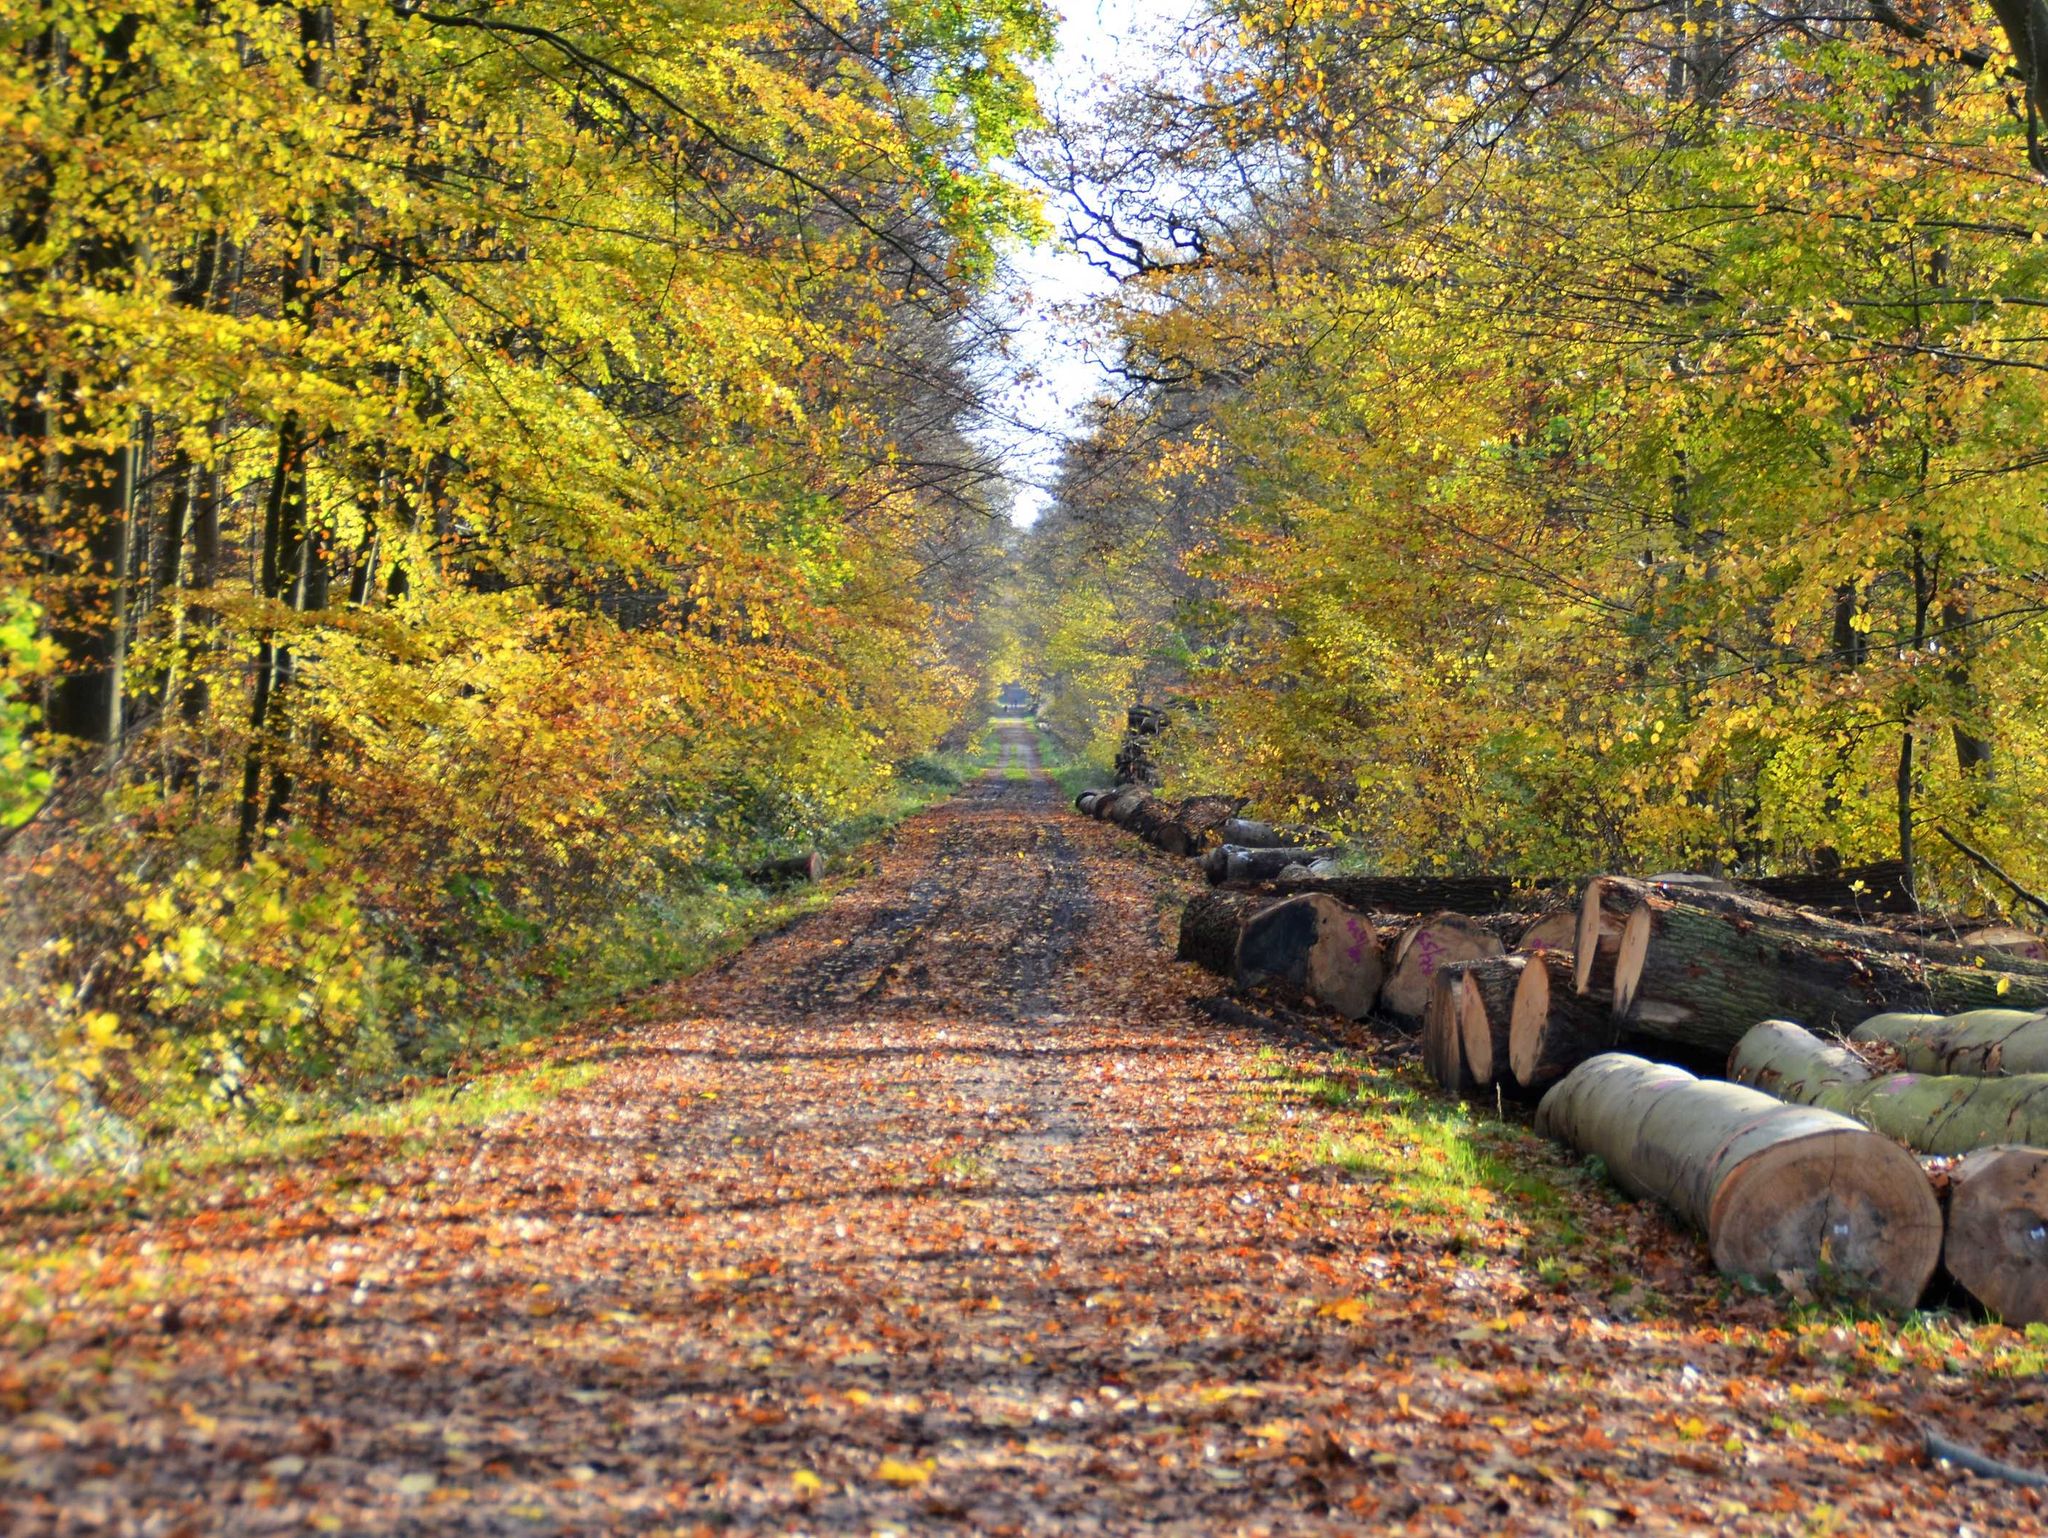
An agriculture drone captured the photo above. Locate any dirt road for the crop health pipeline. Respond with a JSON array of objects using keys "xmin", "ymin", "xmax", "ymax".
[{"xmin": 3, "ymin": 724, "xmax": 2041, "ymax": 1533}]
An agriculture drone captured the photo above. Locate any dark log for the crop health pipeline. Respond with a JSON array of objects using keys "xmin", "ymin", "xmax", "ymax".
[
  {"xmin": 1203, "ymin": 844, "xmax": 1340, "ymax": 885},
  {"xmin": 1509, "ymin": 952, "xmax": 1619, "ymax": 1089},
  {"xmin": 1074, "ymin": 788, "xmax": 1113, "ymax": 815},
  {"xmin": 1749, "ymin": 859, "xmax": 1917, "ymax": 915},
  {"xmin": 1164, "ymin": 794, "xmax": 1245, "ymax": 855},
  {"xmin": 1614, "ymin": 890, "xmax": 2048, "ymax": 1053},
  {"xmin": 1452, "ymin": 954, "xmax": 1528, "ymax": 1087},
  {"xmin": 1235, "ymin": 893, "xmax": 1386, "ymax": 1019},
  {"xmin": 1220, "ymin": 816, "xmax": 1337, "ymax": 849},
  {"xmin": 1259, "ymin": 873, "xmax": 1556, "ymax": 914},
  {"xmin": 1176, "ymin": 891, "xmax": 1275, "ymax": 977},
  {"xmin": 751, "ymin": 851, "xmax": 824, "ymax": 885}
]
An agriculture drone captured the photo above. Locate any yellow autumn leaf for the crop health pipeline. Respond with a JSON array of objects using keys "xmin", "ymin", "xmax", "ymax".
[{"xmin": 874, "ymin": 1456, "xmax": 934, "ymax": 1486}]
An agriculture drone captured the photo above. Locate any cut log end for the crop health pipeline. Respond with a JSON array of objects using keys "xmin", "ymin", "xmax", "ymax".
[
  {"xmin": 1455, "ymin": 955, "xmax": 1526, "ymax": 1086},
  {"xmin": 1510, "ymin": 951, "xmax": 1618, "ymax": 1088},
  {"xmin": 1945, "ymin": 1146, "xmax": 2048, "ymax": 1327},
  {"xmin": 1707, "ymin": 1124, "xmax": 1943, "ymax": 1312}
]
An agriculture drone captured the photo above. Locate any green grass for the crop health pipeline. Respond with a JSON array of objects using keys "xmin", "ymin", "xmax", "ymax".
[{"xmin": 1261, "ymin": 1048, "xmax": 1585, "ymax": 1257}]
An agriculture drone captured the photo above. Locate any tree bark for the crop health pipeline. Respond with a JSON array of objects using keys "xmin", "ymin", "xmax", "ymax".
[
  {"xmin": 1220, "ymin": 816, "xmax": 1335, "ymax": 849},
  {"xmin": 1850, "ymin": 1009, "xmax": 2048, "ymax": 1077},
  {"xmin": 1730, "ymin": 1019, "xmax": 2048, "ymax": 1155},
  {"xmin": 1379, "ymin": 913, "xmax": 1507, "ymax": 1021},
  {"xmin": 751, "ymin": 851, "xmax": 825, "ymax": 885},
  {"xmin": 1536, "ymin": 1053, "xmax": 1942, "ymax": 1308},
  {"xmin": 1234, "ymin": 893, "xmax": 1385, "ymax": 1019},
  {"xmin": 1510, "ymin": 951, "xmax": 1619, "ymax": 1089},
  {"xmin": 1611, "ymin": 890, "xmax": 2048, "ymax": 1052},
  {"xmin": 1176, "ymin": 891, "xmax": 1275, "ymax": 977}
]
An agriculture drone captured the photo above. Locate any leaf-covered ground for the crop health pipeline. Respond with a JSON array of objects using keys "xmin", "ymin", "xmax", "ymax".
[{"xmin": 4, "ymin": 727, "xmax": 2045, "ymax": 1533}]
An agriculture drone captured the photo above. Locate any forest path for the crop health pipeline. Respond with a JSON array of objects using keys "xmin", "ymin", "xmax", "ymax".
[{"xmin": 4, "ymin": 725, "xmax": 2041, "ymax": 1533}]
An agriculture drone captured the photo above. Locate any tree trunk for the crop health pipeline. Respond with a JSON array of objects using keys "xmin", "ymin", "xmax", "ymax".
[
  {"xmin": 1103, "ymin": 787, "xmax": 1147, "ymax": 824},
  {"xmin": 1850, "ymin": 1009, "xmax": 2048, "ymax": 1077},
  {"xmin": 1944, "ymin": 1146, "xmax": 2048, "ymax": 1327},
  {"xmin": 1379, "ymin": 913, "xmax": 1507, "ymax": 1021},
  {"xmin": 1535, "ymin": 1053, "xmax": 1942, "ymax": 1308},
  {"xmin": 1611, "ymin": 891, "xmax": 2048, "ymax": 1052},
  {"xmin": 1729, "ymin": 1019, "xmax": 2048, "ymax": 1155},
  {"xmin": 1176, "ymin": 891, "xmax": 1275, "ymax": 977},
  {"xmin": 1173, "ymin": 795, "xmax": 1245, "ymax": 853},
  {"xmin": 1960, "ymin": 926, "xmax": 2048, "ymax": 962},
  {"xmin": 1075, "ymin": 789, "xmax": 1112, "ymax": 815},
  {"xmin": 1510, "ymin": 951, "xmax": 1619, "ymax": 1089},
  {"xmin": 1234, "ymin": 893, "xmax": 1385, "ymax": 1019},
  {"xmin": 1453, "ymin": 954, "xmax": 1528, "ymax": 1087}
]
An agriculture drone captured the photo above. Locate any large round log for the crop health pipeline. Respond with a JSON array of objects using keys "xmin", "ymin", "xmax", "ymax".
[
  {"xmin": 1234, "ymin": 894, "xmax": 1385, "ymax": 1019},
  {"xmin": 1729, "ymin": 1019, "xmax": 2048, "ymax": 1155},
  {"xmin": 1075, "ymin": 789, "xmax": 1112, "ymax": 815},
  {"xmin": 1850, "ymin": 1009, "xmax": 2048, "ymax": 1077},
  {"xmin": 1176, "ymin": 891, "xmax": 1274, "ymax": 977},
  {"xmin": 1944, "ymin": 1146, "xmax": 2048, "ymax": 1327},
  {"xmin": 1453, "ymin": 955, "xmax": 1528, "ymax": 1087},
  {"xmin": 1535, "ymin": 1054, "xmax": 1943, "ymax": 1308},
  {"xmin": 1423, "ymin": 967, "xmax": 1473, "ymax": 1093},
  {"xmin": 1612, "ymin": 892, "xmax": 2048, "ymax": 1053},
  {"xmin": 1204, "ymin": 844, "xmax": 1340, "ymax": 886},
  {"xmin": 1379, "ymin": 913, "xmax": 1507, "ymax": 1021},
  {"xmin": 1519, "ymin": 908, "xmax": 1578, "ymax": 955},
  {"xmin": 1509, "ymin": 951, "xmax": 1619, "ymax": 1089}
]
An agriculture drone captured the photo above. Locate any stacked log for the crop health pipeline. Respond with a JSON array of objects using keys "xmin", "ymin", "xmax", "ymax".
[
  {"xmin": 1605, "ymin": 886, "xmax": 2048, "ymax": 1053},
  {"xmin": 1221, "ymin": 817, "xmax": 1337, "ymax": 850},
  {"xmin": 1380, "ymin": 913, "xmax": 1507, "ymax": 1021},
  {"xmin": 1851, "ymin": 1009, "xmax": 2048, "ymax": 1076},
  {"xmin": 1451, "ymin": 955, "xmax": 1528, "ymax": 1088},
  {"xmin": 1728, "ymin": 1019, "xmax": 2048, "ymax": 1155},
  {"xmin": 1518, "ymin": 908, "xmax": 1577, "ymax": 955},
  {"xmin": 1572, "ymin": 876, "xmax": 1640, "ymax": 994},
  {"xmin": 1535, "ymin": 1053, "xmax": 1942, "ymax": 1308},
  {"xmin": 1235, "ymin": 894, "xmax": 1386, "ymax": 1019},
  {"xmin": 1422, "ymin": 966, "xmax": 1473, "ymax": 1094},
  {"xmin": 1509, "ymin": 952, "xmax": 1619, "ymax": 1090},
  {"xmin": 1203, "ymin": 844, "xmax": 1341, "ymax": 886},
  {"xmin": 1727, "ymin": 1020, "xmax": 2048, "ymax": 1324}
]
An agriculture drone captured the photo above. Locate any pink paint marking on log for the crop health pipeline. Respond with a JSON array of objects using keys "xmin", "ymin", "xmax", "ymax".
[{"xmin": 1413, "ymin": 931, "xmax": 1447, "ymax": 974}]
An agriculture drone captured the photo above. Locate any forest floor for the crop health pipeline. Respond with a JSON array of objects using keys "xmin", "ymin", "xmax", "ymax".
[{"xmin": 4, "ymin": 723, "xmax": 2046, "ymax": 1534}]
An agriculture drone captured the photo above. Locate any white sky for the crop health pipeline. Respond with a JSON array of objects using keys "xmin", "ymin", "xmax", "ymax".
[{"xmin": 979, "ymin": 0, "xmax": 1197, "ymax": 526}]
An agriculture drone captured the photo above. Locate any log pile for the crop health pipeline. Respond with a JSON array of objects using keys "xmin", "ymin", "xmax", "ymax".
[{"xmin": 1074, "ymin": 767, "xmax": 2048, "ymax": 1323}]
